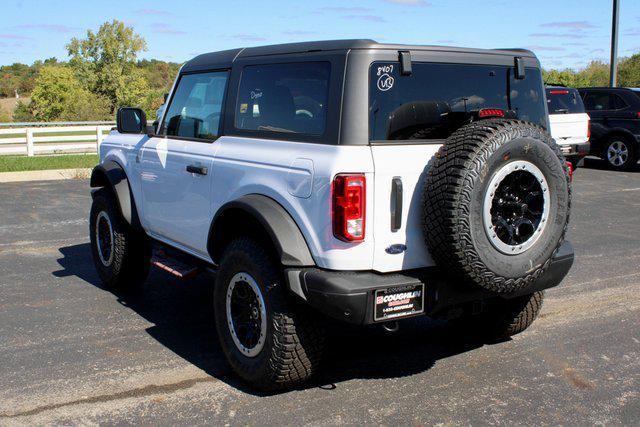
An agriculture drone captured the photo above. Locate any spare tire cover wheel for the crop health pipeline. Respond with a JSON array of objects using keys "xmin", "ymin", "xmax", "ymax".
[{"xmin": 423, "ymin": 119, "xmax": 571, "ymax": 294}]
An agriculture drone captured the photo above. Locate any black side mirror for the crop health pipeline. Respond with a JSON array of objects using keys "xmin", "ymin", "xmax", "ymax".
[{"xmin": 117, "ymin": 107, "xmax": 147, "ymax": 134}]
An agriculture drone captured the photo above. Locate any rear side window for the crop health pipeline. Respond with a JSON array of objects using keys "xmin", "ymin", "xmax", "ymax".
[
  {"xmin": 369, "ymin": 62, "xmax": 547, "ymax": 141},
  {"xmin": 546, "ymin": 88, "xmax": 585, "ymax": 114},
  {"xmin": 583, "ymin": 92, "xmax": 612, "ymax": 111},
  {"xmin": 613, "ymin": 94, "xmax": 629, "ymax": 109},
  {"xmin": 235, "ymin": 62, "xmax": 330, "ymax": 136},
  {"xmin": 161, "ymin": 71, "xmax": 229, "ymax": 140}
]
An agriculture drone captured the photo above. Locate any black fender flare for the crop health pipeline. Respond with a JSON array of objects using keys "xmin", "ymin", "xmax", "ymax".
[
  {"xmin": 207, "ymin": 194, "xmax": 315, "ymax": 267},
  {"xmin": 90, "ymin": 160, "xmax": 142, "ymax": 230}
]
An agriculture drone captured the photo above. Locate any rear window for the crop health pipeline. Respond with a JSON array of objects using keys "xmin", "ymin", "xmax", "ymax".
[
  {"xmin": 369, "ymin": 62, "xmax": 547, "ymax": 141},
  {"xmin": 235, "ymin": 62, "xmax": 330, "ymax": 136},
  {"xmin": 546, "ymin": 88, "xmax": 585, "ymax": 114}
]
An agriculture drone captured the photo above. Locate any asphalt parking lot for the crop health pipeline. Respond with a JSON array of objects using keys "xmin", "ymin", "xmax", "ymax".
[{"xmin": 0, "ymin": 158, "xmax": 638, "ymax": 425}]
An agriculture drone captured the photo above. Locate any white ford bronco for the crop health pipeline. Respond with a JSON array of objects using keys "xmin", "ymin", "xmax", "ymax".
[{"xmin": 89, "ymin": 40, "xmax": 574, "ymax": 390}]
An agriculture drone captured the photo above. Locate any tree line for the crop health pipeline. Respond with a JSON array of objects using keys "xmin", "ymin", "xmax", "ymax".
[
  {"xmin": 2, "ymin": 20, "xmax": 640, "ymax": 123},
  {"xmin": 0, "ymin": 20, "xmax": 179, "ymax": 122},
  {"xmin": 542, "ymin": 55, "xmax": 640, "ymax": 88}
]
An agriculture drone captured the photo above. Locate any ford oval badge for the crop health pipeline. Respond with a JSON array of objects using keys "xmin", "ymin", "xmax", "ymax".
[{"xmin": 385, "ymin": 244, "xmax": 407, "ymax": 254}]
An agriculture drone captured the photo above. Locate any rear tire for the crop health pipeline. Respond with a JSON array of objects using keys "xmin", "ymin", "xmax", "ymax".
[
  {"xmin": 456, "ymin": 291, "xmax": 545, "ymax": 340},
  {"xmin": 603, "ymin": 135, "xmax": 638, "ymax": 170},
  {"xmin": 214, "ymin": 237, "xmax": 325, "ymax": 390},
  {"xmin": 89, "ymin": 188, "xmax": 150, "ymax": 290}
]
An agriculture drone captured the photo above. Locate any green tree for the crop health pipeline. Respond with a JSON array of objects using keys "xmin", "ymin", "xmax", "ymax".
[
  {"xmin": 12, "ymin": 101, "xmax": 33, "ymax": 122},
  {"xmin": 543, "ymin": 60, "xmax": 610, "ymax": 88},
  {"xmin": 618, "ymin": 54, "xmax": 640, "ymax": 87},
  {"xmin": 0, "ymin": 107, "xmax": 11, "ymax": 122},
  {"xmin": 67, "ymin": 20, "xmax": 148, "ymax": 113},
  {"xmin": 29, "ymin": 65, "xmax": 110, "ymax": 121}
]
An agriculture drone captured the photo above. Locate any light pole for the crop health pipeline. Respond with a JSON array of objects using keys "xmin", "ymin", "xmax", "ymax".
[{"xmin": 610, "ymin": 0, "xmax": 620, "ymax": 87}]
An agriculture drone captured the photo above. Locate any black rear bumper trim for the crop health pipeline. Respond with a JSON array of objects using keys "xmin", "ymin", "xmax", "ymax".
[{"xmin": 286, "ymin": 241, "xmax": 574, "ymax": 325}]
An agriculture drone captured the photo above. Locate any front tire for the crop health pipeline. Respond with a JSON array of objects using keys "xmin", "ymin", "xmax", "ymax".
[
  {"xmin": 89, "ymin": 188, "xmax": 150, "ymax": 290},
  {"xmin": 214, "ymin": 237, "xmax": 324, "ymax": 390}
]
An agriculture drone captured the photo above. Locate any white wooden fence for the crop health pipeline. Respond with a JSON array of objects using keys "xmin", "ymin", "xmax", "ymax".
[{"xmin": 0, "ymin": 121, "xmax": 115, "ymax": 156}]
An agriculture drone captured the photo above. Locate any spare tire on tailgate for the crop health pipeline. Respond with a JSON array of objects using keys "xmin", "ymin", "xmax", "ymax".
[{"xmin": 423, "ymin": 119, "xmax": 571, "ymax": 294}]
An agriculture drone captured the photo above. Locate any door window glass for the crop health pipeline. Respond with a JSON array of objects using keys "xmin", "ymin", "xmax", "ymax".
[{"xmin": 161, "ymin": 71, "xmax": 229, "ymax": 140}]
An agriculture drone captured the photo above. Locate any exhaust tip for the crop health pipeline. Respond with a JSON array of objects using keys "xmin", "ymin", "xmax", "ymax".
[{"xmin": 382, "ymin": 321, "xmax": 399, "ymax": 333}]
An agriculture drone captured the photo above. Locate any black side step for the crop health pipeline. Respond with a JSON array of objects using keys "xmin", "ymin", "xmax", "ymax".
[{"xmin": 151, "ymin": 246, "xmax": 202, "ymax": 280}]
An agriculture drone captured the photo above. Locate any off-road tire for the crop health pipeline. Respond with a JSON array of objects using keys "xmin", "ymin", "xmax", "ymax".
[
  {"xmin": 423, "ymin": 119, "xmax": 571, "ymax": 294},
  {"xmin": 214, "ymin": 237, "xmax": 325, "ymax": 390},
  {"xmin": 89, "ymin": 188, "xmax": 150, "ymax": 290},
  {"xmin": 458, "ymin": 291, "xmax": 545, "ymax": 340},
  {"xmin": 603, "ymin": 135, "xmax": 638, "ymax": 171}
]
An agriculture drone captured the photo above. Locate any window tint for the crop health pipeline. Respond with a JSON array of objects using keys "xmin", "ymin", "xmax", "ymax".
[
  {"xmin": 369, "ymin": 62, "xmax": 547, "ymax": 141},
  {"xmin": 583, "ymin": 92, "xmax": 612, "ymax": 111},
  {"xmin": 613, "ymin": 94, "xmax": 628, "ymax": 110},
  {"xmin": 546, "ymin": 88, "xmax": 585, "ymax": 114},
  {"xmin": 235, "ymin": 62, "xmax": 330, "ymax": 135},
  {"xmin": 161, "ymin": 71, "xmax": 228, "ymax": 140}
]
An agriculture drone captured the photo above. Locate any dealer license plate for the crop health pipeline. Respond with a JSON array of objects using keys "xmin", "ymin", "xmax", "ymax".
[{"xmin": 374, "ymin": 283, "xmax": 424, "ymax": 322}]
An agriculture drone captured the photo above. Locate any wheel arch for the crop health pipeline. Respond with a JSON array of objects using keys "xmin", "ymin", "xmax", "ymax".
[
  {"xmin": 601, "ymin": 128, "xmax": 639, "ymax": 152},
  {"xmin": 207, "ymin": 194, "xmax": 315, "ymax": 267},
  {"xmin": 90, "ymin": 160, "xmax": 142, "ymax": 230}
]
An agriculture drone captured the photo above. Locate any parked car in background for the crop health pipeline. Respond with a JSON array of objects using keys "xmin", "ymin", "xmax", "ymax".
[
  {"xmin": 545, "ymin": 86, "xmax": 590, "ymax": 169},
  {"xmin": 578, "ymin": 87, "xmax": 640, "ymax": 170}
]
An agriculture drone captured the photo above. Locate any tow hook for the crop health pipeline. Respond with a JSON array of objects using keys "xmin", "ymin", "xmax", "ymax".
[{"xmin": 382, "ymin": 321, "xmax": 399, "ymax": 333}]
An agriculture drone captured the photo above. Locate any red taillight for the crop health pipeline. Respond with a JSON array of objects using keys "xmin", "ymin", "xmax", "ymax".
[
  {"xmin": 565, "ymin": 161, "xmax": 574, "ymax": 182},
  {"xmin": 550, "ymin": 89, "xmax": 570, "ymax": 95},
  {"xmin": 636, "ymin": 112, "xmax": 640, "ymax": 118},
  {"xmin": 332, "ymin": 174, "xmax": 366, "ymax": 242},
  {"xmin": 586, "ymin": 118, "xmax": 591, "ymax": 140},
  {"xmin": 478, "ymin": 108, "xmax": 505, "ymax": 118}
]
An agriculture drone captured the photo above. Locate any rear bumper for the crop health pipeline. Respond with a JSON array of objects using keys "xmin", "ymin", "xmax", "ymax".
[
  {"xmin": 560, "ymin": 142, "xmax": 590, "ymax": 165},
  {"xmin": 286, "ymin": 241, "xmax": 574, "ymax": 325}
]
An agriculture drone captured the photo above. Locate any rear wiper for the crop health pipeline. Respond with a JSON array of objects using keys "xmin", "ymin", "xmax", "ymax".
[
  {"xmin": 555, "ymin": 109, "xmax": 569, "ymax": 114},
  {"xmin": 258, "ymin": 125, "xmax": 295, "ymax": 133}
]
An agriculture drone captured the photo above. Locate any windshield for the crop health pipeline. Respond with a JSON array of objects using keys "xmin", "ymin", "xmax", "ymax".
[
  {"xmin": 546, "ymin": 88, "xmax": 585, "ymax": 114},
  {"xmin": 369, "ymin": 62, "xmax": 547, "ymax": 141}
]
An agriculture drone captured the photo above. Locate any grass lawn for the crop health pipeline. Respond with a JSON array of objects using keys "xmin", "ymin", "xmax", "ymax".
[{"xmin": 0, "ymin": 154, "xmax": 99, "ymax": 173}]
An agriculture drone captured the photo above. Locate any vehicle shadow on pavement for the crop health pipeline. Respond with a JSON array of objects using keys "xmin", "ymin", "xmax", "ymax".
[
  {"xmin": 54, "ymin": 243, "xmax": 493, "ymax": 396},
  {"xmin": 582, "ymin": 157, "xmax": 640, "ymax": 172}
]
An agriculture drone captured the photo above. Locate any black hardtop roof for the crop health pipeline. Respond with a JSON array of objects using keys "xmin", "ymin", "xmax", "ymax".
[{"xmin": 181, "ymin": 39, "xmax": 536, "ymax": 73}]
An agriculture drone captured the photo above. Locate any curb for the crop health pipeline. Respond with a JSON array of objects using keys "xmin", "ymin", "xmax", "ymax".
[{"xmin": 0, "ymin": 168, "xmax": 91, "ymax": 183}]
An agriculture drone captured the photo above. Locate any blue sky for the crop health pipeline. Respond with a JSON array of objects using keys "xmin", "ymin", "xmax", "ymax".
[{"xmin": 1, "ymin": 0, "xmax": 640, "ymax": 70}]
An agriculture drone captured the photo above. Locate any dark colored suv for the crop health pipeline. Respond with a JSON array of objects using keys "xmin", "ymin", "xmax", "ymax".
[{"xmin": 578, "ymin": 87, "xmax": 640, "ymax": 170}]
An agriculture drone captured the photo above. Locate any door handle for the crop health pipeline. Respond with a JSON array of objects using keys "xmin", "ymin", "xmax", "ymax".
[{"xmin": 186, "ymin": 165, "xmax": 208, "ymax": 175}]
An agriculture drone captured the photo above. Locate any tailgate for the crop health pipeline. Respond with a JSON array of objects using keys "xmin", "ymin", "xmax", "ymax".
[
  {"xmin": 370, "ymin": 144, "xmax": 440, "ymax": 272},
  {"xmin": 548, "ymin": 113, "xmax": 589, "ymax": 145}
]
